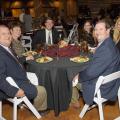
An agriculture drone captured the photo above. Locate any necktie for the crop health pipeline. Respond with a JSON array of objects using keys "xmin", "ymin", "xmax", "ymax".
[
  {"xmin": 8, "ymin": 48, "xmax": 17, "ymax": 57},
  {"xmin": 8, "ymin": 48, "xmax": 24, "ymax": 69},
  {"xmin": 48, "ymin": 31, "xmax": 52, "ymax": 45}
]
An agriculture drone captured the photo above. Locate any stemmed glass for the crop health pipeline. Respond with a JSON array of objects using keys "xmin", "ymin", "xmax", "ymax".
[{"xmin": 43, "ymin": 43, "xmax": 48, "ymax": 51}]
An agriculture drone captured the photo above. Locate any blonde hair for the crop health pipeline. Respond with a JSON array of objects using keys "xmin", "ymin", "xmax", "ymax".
[{"xmin": 113, "ymin": 17, "xmax": 120, "ymax": 44}]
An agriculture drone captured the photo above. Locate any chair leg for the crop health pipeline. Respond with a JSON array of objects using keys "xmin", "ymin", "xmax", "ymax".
[
  {"xmin": 0, "ymin": 117, "xmax": 6, "ymax": 120},
  {"xmin": 22, "ymin": 96, "xmax": 41, "ymax": 119},
  {"xmin": 79, "ymin": 104, "xmax": 89, "ymax": 118},
  {"xmin": 118, "ymin": 87, "xmax": 120, "ymax": 110},
  {"xmin": 13, "ymin": 103, "xmax": 17, "ymax": 120},
  {"xmin": 0, "ymin": 101, "xmax": 2, "ymax": 117},
  {"xmin": 114, "ymin": 116, "xmax": 120, "ymax": 120},
  {"xmin": 98, "ymin": 101, "xmax": 104, "ymax": 120},
  {"xmin": 88, "ymin": 104, "xmax": 97, "ymax": 110},
  {"xmin": 97, "ymin": 90, "xmax": 104, "ymax": 120}
]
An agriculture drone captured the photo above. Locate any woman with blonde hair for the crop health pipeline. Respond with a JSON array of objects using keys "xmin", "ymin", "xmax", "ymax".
[{"xmin": 113, "ymin": 17, "xmax": 120, "ymax": 51}]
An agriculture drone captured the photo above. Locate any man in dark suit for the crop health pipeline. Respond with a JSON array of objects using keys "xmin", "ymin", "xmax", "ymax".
[
  {"xmin": 33, "ymin": 17, "xmax": 60, "ymax": 49},
  {"xmin": 72, "ymin": 19, "xmax": 120, "ymax": 107},
  {"xmin": 0, "ymin": 24, "xmax": 47, "ymax": 113}
]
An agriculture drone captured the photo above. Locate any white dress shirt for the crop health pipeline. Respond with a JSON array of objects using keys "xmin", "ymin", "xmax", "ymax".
[
  {"xmin": 45, "ymin": 29, "xmax": 53, "ymax": 44},
  {"xmin": 0, "ymin": 44, "xmax": 13, "ymax": 55}
]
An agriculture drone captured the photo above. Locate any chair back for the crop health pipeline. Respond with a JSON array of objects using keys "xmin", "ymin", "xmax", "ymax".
[
  {"xmin": 67, "ymin": 23, "xmax": 79, "ymax": 43},
  {"xmin": 54, "ymin": 25, "xmax": 63, "ymax": 32},
  {"xmin": 5, "ymin": 75, "xmax": 41, "ymax": 120},
  {"xmin": 94, "ymin": 71, "xmax": 120, "ymax": 96},
  {"xmin": 79, "ymin": 71, "xmax": 120, "ymax": 120},
  {"xmin": 21, "ymin": 35, "xmax": 32, "ymax": 51},
  {"xmin": 6, "ymin": 77, "xmax": 19, "ymax": 88},
  {"xmin": 26, "ymin": 72, "xmax": 38, "ymax": 86}
]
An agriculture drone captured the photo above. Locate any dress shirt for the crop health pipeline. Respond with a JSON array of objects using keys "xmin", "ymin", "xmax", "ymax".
[
  {"xmin": 45, "ymin": 29, "xmax": 53, "ymax": 44},
  {"xmin": 0, "ymin": 44, "xmax": 13, "ymax": 55},
  {"xmin": 96, "ymin": 39, "xmax": 105, "ymax": 49},
  {"xmin": 93, "ymin": 39, "xmax": 105, "ymax": 53}
]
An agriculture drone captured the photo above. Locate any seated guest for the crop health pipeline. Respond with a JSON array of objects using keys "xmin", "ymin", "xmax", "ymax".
[
  {"xmin": 113, "ymin": 17, "xmax": 120, "ymax": 44},
  {"xmin": 33, "ymin": 17, "xmax": 60, "ymax": 50},
  {"xmin": 8, "ymin": 21, "xmax": 25, "ymax": 57},
  {"xmin": 72, "ymin": 19, "xmax": 120, "ymax": 108},
  {"xmin": 8, "ymin": 21, "xmax": 34, "ymax": 62},
  {"xmin": 113, "ymin": 17, "xmax": 120, "ymax": 52},
  {"xmin": 79, "ymin": 20, "xmax": 95, "ymax": 47},
  {"xmin": 0, "ymin": 24, "xmax": 48, "ymax": 114}
]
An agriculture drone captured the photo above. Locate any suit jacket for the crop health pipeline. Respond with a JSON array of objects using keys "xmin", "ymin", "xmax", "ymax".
[
  {"xmin": 79, "ymin": 37, "xmax": 120, "ymax": 105},
  {"xmin": 33, "ymin": 28, "xmax": 60, "ymax": 49},
  {"xmin": 0, "ymin": 45, "xmax": 37, "ymax": 99}
]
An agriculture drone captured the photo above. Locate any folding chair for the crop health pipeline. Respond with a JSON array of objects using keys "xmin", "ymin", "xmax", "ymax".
[
  {"xmin": 79, "ymin": 71, "xmax": 120, "ymax": 120},
  {"xmin": 114, "ymin": 117, "xmax": 120, "ymax": 120},
  {"xmin": 6, "ymin": 73, "xmax": 41, "ymax": 120},
  {"xmin": 21, "ymin": 35, "xmax": 32, "ymax": 51},
  {"xmin": 67, "ymin": 23, "xmax": 79, "ymax": 43},
  {"xmin": 26, "ymin": 72, "xmax": 38, "ymax": 86}
]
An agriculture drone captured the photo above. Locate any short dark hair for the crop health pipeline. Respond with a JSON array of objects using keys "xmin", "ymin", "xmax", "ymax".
[
  {"xmin": 96, "ymin": 19, "xmax": 111, "ymax": 29},
  {"xmin": 8, "ymin": 21, "xmax": 21, "ymax": 30},
  {"xmin": 0, "ymin": 24, "xmax": 9, "ymax": 29},
  {"xmin": 84, "ymin": 20, "xmax": 93, "ymax": 26},
  {"xmin": 25, "ymin": 8, "xmax": 30, "ymax": 14},
  {"xmin": 44, "ymin": 17, "xmax": 53, "ymax": 23}
]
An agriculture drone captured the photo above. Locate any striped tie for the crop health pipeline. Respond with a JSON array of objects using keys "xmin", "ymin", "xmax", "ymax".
[{"xmin": 48, "ymin": 31, "xmax": 52, "ymax": 45}]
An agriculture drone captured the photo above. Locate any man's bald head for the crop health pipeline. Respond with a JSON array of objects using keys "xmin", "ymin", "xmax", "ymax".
[{"xmin": 0, "ymin": 24, "xmax": 12, "ymax": 47}]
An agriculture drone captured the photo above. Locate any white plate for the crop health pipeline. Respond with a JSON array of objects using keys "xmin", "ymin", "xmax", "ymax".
[
  {"xmin": 22, "ymin": 51, "xmax": 37, "ymax": 56},
  {"xmin": 36, "ymin": 56, "xmax": 53, "ymax": 63},
  {"xmin": 70, "ymin": 56, "xmax": 89, "ymax": 63}
]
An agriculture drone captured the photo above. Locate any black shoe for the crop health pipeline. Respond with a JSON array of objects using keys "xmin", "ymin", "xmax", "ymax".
[{"xmin": 38, "ymin": 109, "xmax": 50, "ymax": 116}]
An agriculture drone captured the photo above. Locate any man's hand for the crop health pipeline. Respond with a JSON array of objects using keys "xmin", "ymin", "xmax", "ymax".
[
  {"xmin": 58, "ymin": 40, "xmax": 68, "ymax": 48},
  {"xmin": 15, "ymin": 89, "xmax": 25, "ymax": 97},
  {"xmin": 73, "ymin": 74, "xmax": 79, "ymax": 87}
]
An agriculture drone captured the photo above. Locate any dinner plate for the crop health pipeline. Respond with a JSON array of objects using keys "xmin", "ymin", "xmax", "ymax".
[
  {"xmin": 70, "ymin": 56, "xmax": 89, "ymax": 63},
  {"xmin": 36, "ymin": 56, "xmax": 53, "ymax": 63},
  {"xmin": 22, "ymin": 51, "xmax": 37, "ymax": 56}
]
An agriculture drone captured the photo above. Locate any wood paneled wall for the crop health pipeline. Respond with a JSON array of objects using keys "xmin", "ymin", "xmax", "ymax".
[
  {"xmin": 33, "ymin": 0, "xmax": 78, "ymax": 17},
  {"xmin": 34, "ymin": 0, "xmax": 43, "ymax": 17},
  {"xmin": 33, "ymin": 0, "xmax": 120, "ymax": 18}
]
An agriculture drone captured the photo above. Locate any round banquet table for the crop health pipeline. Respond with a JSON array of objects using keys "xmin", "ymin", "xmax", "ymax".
[{"xmin": 27, "ymin": 57, "xmax": 89, "ymax": 116}]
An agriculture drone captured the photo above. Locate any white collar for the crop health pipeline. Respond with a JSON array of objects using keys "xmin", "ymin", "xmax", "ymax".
[
  {"xmin": 0, "ymin": 44, "xmax": 9, "ymax": 51},
  {"xmin": 45, "ymin": 29, "xmax": 52, "ymax": 33},
  {"xmin": 97, "ymin": 40, "xmax": 104, "ymax": 47}
]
